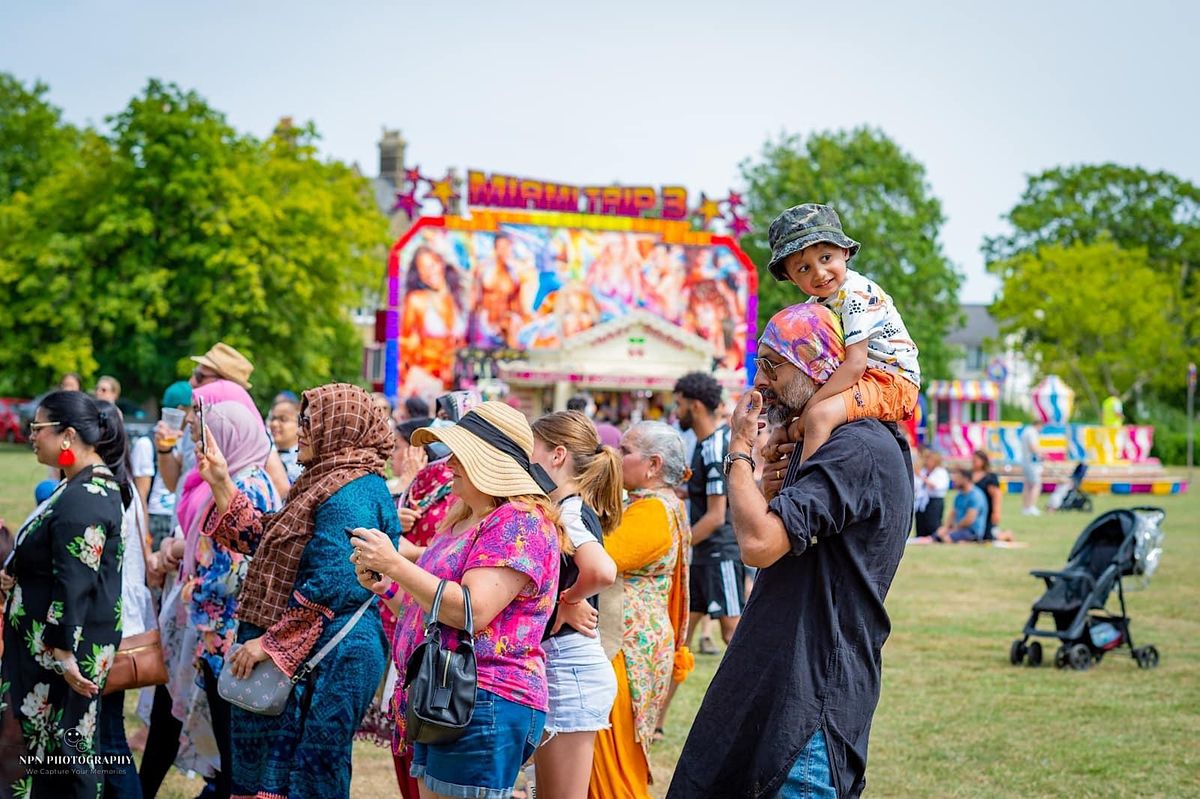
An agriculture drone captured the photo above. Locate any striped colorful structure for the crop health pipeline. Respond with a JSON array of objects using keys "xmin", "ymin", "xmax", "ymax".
[
  {"xmin": 937, "ymin": 422, "xmax": 1157, "ymax": 466},
  {"xmin": 1031, "ymin": 375, "xmax": 1074, "ymax": 424},
  {"xmin": 1000, "ymin": 476, "xmax": 1188, "ymax": 496}
]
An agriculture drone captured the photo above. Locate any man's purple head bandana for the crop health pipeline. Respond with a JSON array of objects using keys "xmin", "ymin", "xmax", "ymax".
[{"xmin": 759, "ymin": 303, "xmax": 846, "ymax": 384}]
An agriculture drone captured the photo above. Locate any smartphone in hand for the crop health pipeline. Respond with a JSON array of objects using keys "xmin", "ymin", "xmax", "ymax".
[{"xmin": 196, "ymin": 400, "xmax": 208, "ymax": 455}]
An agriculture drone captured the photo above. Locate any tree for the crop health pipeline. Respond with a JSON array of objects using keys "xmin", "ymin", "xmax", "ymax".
[
  {"xmin": 984, "ymin": 164, "xmax": 1200, "ymax": 405},
  {"xmin": 740, "ymin": 127, "xmax": 963, "ymax": 378},
  {"xmin": 989, "ymin": 240, "xmax": 1182, "ymax": 416},
  {"xmin": 0, "ymin": 79, "xmax": 389, "ymax": 404},
  {"xmin": 0, "ymin": 73, "xmax": 79, "ymax": 203}
]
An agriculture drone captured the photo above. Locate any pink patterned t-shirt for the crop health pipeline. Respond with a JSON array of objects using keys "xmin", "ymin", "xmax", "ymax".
[{"xmin": 390, "ymin": 501, "xmax": 560, "ymax": 750}]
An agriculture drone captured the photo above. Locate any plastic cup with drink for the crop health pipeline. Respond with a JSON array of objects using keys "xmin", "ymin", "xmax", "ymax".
[{"xmin": 159, "ymin": 407, "xmax": 186, "ymax": 449}]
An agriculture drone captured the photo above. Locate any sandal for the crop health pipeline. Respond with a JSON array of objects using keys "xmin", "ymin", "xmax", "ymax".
[
  {"xmin": 698, "ymin": 636, "xmax": 719, "ymax": 655},
  {"xmin": 651, "ymin": 727, "xmax": 666, "ymax": 744}
]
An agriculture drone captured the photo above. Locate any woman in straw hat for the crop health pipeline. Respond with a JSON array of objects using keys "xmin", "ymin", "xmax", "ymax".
[
  {"xmin": 588, "ymin": 421, "xmax": 693, "ymax": 799},
  {"xmin": 194, "ymin": 383, "xmax": 401, "ymax": 799},
  {"xmin": 349, "ymin": 401, "xmax": 565, "ymax": 799},
  {"xmin": 528, "ymin": 410, "xmax": 622, "ymax": 799}
]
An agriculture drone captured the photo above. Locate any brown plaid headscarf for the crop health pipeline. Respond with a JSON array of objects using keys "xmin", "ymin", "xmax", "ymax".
[{"xmin": 235, "ymin": 383, "xmax": 395, "ymax": 629}]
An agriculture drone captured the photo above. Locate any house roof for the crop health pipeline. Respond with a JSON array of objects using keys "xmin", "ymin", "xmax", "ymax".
[{"xmin": 945, "ymin": 304, "xmax": 998, "ymax": 346}]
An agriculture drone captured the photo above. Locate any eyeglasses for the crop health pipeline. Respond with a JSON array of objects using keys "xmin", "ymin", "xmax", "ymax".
[
  {"xmin": 28, "ymin": 421, "xmax": 61, "ymax": 434},
  {"xmin": 754, "ymin": 356, "xmax": 788, "ymax": 381},
  {"xmin": 298, "ymin": 411, "xmax": 310, "ymax": 429},
  {"xmin": 192, "ymin": 367, "xmax": 219, "ymax": 385}
]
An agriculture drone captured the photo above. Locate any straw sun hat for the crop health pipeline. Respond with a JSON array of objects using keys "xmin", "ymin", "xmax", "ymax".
[{"xmin": 411, "ymin": 401, "xmax": 556, "ymax": 498}]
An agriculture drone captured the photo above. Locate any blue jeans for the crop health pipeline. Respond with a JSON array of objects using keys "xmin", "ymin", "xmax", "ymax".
[
  {"xmin": 776, "ymin": 729, "xmax": 837, "ymax": 799},
  {"xmin": 99, "ymin": 690, "xmax": 143, "ymax": 799}
]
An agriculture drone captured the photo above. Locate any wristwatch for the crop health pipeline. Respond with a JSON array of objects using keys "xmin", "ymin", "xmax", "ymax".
[{"xmin": 722, "ymin": 450, "xmax": 755, "ymax": 476}]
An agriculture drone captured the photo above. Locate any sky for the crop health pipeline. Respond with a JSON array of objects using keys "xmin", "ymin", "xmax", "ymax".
[{"xmin": 3, "ymin": 0, "xmax": 1198, "ymax": 304}]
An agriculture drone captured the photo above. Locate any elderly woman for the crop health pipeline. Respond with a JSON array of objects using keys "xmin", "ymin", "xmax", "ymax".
[
  {"xmin": 195, "ymin": 383, "xmax": 400, "ymax": 799},
  {"xmin": 589, "ymin": 421, "xmax": 692, "ymax": 799},
  {"xmin": 350, "ymin": 401, "xmax": 563, "ymax": 799},
  {"xmin": 0, "ymin": 392, "xmax": 129, "ymax": 799}
]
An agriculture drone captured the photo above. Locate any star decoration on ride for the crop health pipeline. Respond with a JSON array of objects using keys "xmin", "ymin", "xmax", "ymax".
[
  {"xmin": 693, "ymin": 193, "xmax": 723, "ymax": 229},
  {"xmin": 724, "ymin": 190, "xmax": 745, "ymax": 210},
  {"xmin": 728, "ymin": 213, "xmax": 752, "ymax": 239},
  {"xmin": 404, "ymin": 166, "xmax": 426, "ymax": 186},
  {"xmin": 427, "ymin": 171, "xmax": 461, "ymax": 214},
  {"xmin": 393, "ymin": 188, "xmax": 422, "ymax": 220}
]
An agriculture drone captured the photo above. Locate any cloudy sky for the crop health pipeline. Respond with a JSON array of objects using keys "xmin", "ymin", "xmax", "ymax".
[{"xmin": 4, "ymin": 0, "xmax": 1197, "ymax": 302}]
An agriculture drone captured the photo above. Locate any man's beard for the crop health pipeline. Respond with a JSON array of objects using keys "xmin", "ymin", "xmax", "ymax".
[
  {"xmin": 677, "ymin": 410, "xmax": 693, "ymax": 431},
  {"xmin": 762, "ymin": 376, "xmax": 818, "ymax": 427}
]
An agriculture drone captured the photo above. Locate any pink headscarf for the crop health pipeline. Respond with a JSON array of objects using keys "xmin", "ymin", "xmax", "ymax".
[
  {"xmin": 759, "ymin": 304, "xmax": 846, "ymax": 384},
  {"xmin": 175, "ymin": 380, "xmax": 268, "ymax": 575}
]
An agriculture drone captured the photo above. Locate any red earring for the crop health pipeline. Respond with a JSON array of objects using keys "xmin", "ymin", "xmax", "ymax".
[{"xmin": 57, "ymin": 445, "xmax": 76, "ymax": 467}]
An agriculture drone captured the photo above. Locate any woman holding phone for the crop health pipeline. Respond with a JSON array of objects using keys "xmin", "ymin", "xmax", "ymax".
[{"xmin": 195, "ymin": 383, "xmax": 399, "ymax": 799}]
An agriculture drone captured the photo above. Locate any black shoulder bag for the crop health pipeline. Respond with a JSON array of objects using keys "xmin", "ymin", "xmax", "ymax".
[{"xmin": 403, "ymin": 579, "xmax": 477, "ymax": 744}]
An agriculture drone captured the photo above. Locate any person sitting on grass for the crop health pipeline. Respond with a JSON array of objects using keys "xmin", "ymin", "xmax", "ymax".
[{"xmin": 934, "ymin": 468, "xmax": 988, "ymax": 543}]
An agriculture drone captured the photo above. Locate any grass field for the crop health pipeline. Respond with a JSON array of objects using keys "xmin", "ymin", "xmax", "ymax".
[{"xmin": 2, "ymin": 443, "xmax": 1196, "ymax": 798}]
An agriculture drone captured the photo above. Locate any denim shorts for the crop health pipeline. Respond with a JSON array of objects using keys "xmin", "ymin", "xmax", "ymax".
[
  {"xmin": 411, "ymin": 688, "xmax": 545, "ymax": 799},
  {"xmin": 543, "ymin": 632, "xmax": 618, "ymax": 735}
]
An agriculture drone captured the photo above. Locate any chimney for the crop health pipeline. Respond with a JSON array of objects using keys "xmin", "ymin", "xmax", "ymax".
[{"xmin": 379, "ymin": 128, "xmax": 406, "ymax": 186}]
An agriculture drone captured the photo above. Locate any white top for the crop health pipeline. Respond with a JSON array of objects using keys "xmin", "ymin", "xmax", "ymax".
[
  {"xmin": 560, "ymin": 495, "xmax": 601, "ymax": 550},
  {"xmin": 922, "ymin": 466, "xmax": 951, "ymax": 498},
  {"xmin": 119, "ymin": 496, "xmax": 156, "ymax": 637},
  {"xmin": 813, "ymin": 268, "xmax": 921, "ymax": 388},
  {"xmin": 1020, "ymin": 426, "xmax": 1042, "ymax": 464}
]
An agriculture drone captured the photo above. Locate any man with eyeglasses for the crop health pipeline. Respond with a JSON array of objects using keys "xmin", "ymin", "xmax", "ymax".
[{"xmin": 670, "ymin": 303, "xmax": 913, "ymax": 799}]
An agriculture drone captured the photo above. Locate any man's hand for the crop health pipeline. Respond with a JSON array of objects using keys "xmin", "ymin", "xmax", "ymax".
[
  {"xmin": 729, "ymin": 391, "xmax": 765, "ymax": 453},
  {"xmin": 761, "ymin": 441, "xmax": 795, "ymax": 501}
]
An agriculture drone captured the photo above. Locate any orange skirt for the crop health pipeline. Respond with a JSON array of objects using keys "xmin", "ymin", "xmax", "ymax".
[{"xmin": 588, "ymin": 652, "xmax": 652, "ymax": 799}]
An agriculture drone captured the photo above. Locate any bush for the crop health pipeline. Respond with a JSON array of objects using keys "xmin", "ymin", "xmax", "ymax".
[{"xmin": 1151, "ymin": 429, "xmax": 1193, "ymax": 466}]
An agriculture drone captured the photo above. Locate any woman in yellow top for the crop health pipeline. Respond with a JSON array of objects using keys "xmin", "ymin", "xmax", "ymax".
[{"xmin": 589, "ymin": 421, "xmax": 692, "ymax": 799}]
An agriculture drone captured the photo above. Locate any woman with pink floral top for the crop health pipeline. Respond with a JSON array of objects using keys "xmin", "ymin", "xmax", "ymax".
[{"xmin": 350, "ymin": 401, "xmax": 565, "ymax": 799}]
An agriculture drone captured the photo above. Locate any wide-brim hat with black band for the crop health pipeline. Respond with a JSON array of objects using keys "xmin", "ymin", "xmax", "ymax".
[
  {"xmin": 766, "ymin": 203, "xmax": 861, "ymax": 282},
  {"xmin": 411, "ymin": 401, "xmax": 556, "ymax": 498}
]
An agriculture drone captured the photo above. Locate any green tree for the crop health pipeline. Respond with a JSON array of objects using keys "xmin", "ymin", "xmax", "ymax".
[
  {"xmin": 984, "ymin": 164, "xmax": 1200, "ymax": 405},
  {"xmin": 0, "ymin": 79, "xmax": 389, "ymax": 403},
  {"xmin": 740, "ymin": 127, "xmax": 963, "ymax": 378},
  {"xmin": 0, "ymin": 73, "xmax": 79, "ymax": 203},
  {"xmin": 989, "ymin": 240, "xmax": 1180, "ymax": 416}
]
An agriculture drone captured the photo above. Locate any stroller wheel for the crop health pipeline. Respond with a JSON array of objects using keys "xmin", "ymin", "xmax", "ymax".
[
  {"xmin": 1068, "ymin": 643, "xmax": 1092, "ymax": 671},
  {"xmin": 1009, "ymin": 639, "xmax": 1027, "ymax": 666},
  {"xmin": 1026, "ymin": 641, "xmax": 1043, "ymax": 667},
  {"xmin": 1054, "ymin": 645, "xmax": 1069, "ymax": 669},
  {"xmin": 1136, "ymin": 646, "xmax": 1160, "ymax": 669}
]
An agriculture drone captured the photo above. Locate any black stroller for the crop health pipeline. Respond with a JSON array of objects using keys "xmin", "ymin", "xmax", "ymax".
[
  {"xmin": 1009, "ymin": 507, "xmax": 1165, "ymax": 671},
  {"xmin": 1054, "ymin": 463, "xmax": 1093, "ymax": 512}
]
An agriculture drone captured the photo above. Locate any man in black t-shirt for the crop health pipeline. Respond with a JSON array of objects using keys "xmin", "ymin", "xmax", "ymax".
[{"xmin": 675, "ymin": 372, "xmax": 745, "ymax": 642}]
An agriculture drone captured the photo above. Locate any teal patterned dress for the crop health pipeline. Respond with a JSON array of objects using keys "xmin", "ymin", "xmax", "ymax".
[
  {"xmin": 204, "ymin": 473, "xmax": 400, "ymax": 799},
  {"xmin": 0, "ymin": 464, "xmax": 125, "ymax": 799}
]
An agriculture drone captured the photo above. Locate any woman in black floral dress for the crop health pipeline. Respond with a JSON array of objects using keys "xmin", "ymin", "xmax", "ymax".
[{"xmin": 0, "ymin": 392, "xmax": 128, "ymax": 799}]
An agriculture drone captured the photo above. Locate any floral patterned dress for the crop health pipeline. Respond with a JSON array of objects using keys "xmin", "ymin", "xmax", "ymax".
[
  {"xmin": 0, "ymin": 465, "xmax": 124, "ymax": 799},
  {"xmin": 615, "ymin": 488, "xmax": 690, "ymax": 759}
]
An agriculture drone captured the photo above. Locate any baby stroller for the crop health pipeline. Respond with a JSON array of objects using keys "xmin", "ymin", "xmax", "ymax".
[
  {"xmin": 1048, "ymin": 463, "xmax": 1093, "ymax": 512},
  {"xmin": 1009, "ymin": 507, "xmax": 1165, "ymax": 671}
]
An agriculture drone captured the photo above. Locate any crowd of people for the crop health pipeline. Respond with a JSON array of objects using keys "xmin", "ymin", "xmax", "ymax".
[{"xmin": 0, "ymin": 203, "xmax": 933, "ymax": 798}]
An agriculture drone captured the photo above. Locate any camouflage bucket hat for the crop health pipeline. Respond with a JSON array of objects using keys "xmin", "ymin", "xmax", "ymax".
[{"xmin": 766, "ymin": 203, "xmax": 860, "ymax": 281}]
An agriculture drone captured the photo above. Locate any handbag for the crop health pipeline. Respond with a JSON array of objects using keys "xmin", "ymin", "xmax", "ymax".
[
  {"xmin": 104, "ymin": 494, "xmax": 169, "ymax": 695},
  {"xmin": 403, "ymin": 579, "xmax": 477, "ymax": 744},
  {"xmin": 102, "ymin": 629, "xmax": 169, "ymax": 695},
  {"xmin": 218, "ymin": 595, "xmax": 375, "ymax": 716}
]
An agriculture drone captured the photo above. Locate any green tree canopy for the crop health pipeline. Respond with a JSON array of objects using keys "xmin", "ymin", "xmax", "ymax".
[
  {"xmin": 740, "ymin": 127, "xmax": 963, "ymax": 378},
  {"xmin": 984, "ymin": 164, "xmax": 1200, "ymax": 406},
  {"xmin": 0, "ymin": 76, "xmax": 389, "ymax": 405},
  {"xmin": 989, "ymin": 240, "xmax": 1180, "ymax": 415},
  {"xmin": 0, "ymin": 74, "xmax": 79, "ymax": 203}
]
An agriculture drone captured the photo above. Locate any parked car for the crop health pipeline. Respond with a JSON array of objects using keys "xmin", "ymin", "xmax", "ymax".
[{"xmin": 0, "ymin": 398, "xmax": 30, "ymax": 443}]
